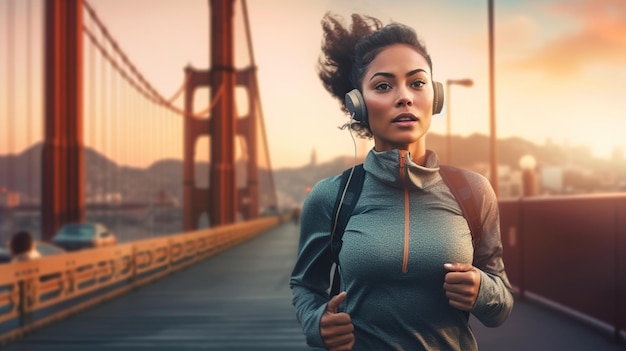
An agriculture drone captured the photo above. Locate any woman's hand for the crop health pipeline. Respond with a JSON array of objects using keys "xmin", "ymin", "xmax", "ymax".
[
  {"xmin": 320, "ymin": 291, "xmax": 355, "ymax": 351},
  {"xmin": 443, "ymin": 263, "xmax": 481, "ymax": 311}
]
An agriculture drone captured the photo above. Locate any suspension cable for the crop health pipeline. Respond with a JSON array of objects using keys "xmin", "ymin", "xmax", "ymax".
[
  {"xmin": 6, "ymin": 0, "xmax": 16, "ymax": 226},
  {"xmin": 242, "ymin": 0, "xmax": 278, "ymax": 208},
  {"xmin": 83, "ymin": 1, "xmax": 224, "ymax": 118},
  {"xmin": 26, "ymin": 0, "xmax": 34, "ymax": 205}
]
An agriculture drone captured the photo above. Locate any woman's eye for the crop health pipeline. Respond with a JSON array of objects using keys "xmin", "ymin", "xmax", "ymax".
[
  {"xmin": 412, "ymin": 80, "xmax": 426, "ymax": 88},
  {"xmin": 375, "ymin": 83, "xmax": 391, "ymax": 91}
]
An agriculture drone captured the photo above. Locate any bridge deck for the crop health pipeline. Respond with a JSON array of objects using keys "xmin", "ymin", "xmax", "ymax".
[{"xmin": 3, "ymin": 222, "xmax": 624, "ymax": 350}]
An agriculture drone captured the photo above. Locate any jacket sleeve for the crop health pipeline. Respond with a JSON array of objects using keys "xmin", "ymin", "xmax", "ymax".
[
  {"xmin": 467, "ymin": 172, "xmax": 515, "ymax": 327},
  {"xmin": 289, "ymin": 176, "xmax": 339, "ymax": 348}
]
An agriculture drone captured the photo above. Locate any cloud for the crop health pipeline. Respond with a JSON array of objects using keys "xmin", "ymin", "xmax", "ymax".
[
  {"xmin": 505, "ymin": 0, "xmax": 626, "ymax": 77},
  {"xmin": 496, "ymin": 14, "xmax": 539, "ymax": 52}
]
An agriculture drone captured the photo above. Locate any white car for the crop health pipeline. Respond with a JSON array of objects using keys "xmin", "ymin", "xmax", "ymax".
[{"xmin": 51, "ymin": 223, "xmax": 117, "ymax": 251}]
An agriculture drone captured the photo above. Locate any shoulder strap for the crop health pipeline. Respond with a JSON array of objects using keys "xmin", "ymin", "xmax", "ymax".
[
  {"xmin": 330, "ymin": 164, "xmax": 365, "ymax": 265},
  {"xmin": 329, "ymin": 164, "xmax": 365, "ymax": 296},
  {"xmin": 439, "ymin": 165, "xmax": 483, "ymax": 246}
]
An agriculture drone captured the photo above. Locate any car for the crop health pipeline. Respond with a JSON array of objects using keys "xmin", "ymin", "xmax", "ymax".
[
  {"xmin": 51, "ymin": 223, "xmax": 117, "ymax": 251},
  {"xmin": 36, "ymin": 241, "xmax": 68, "ymax": 256},
  {"xmin": 0, "ymin": 241, "xmax": 67, "ymax": 264},
  {"xmin": 0, "ymin": 247, "xmax": 8, "ymax": 263}
]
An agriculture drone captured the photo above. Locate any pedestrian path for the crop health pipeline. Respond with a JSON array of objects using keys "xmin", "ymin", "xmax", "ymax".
[{"xmin": 3, "ymin": 222, "xmax": 624, "ymax": 350}]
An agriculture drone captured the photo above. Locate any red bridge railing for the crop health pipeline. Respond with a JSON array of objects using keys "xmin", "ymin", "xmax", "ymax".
[{"xmin": 500, "ymin": 194, "xmax": 626, "ymax": 341}]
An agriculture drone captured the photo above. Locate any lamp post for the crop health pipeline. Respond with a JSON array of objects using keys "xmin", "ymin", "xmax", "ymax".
[
  {"xmin": 445, "ymin": 78, "xmax": 473, "ymax": 165},
  {"xmin": 519, "ymin": 154, "xmax": 537, "ymax": 197},
  {"xmin": 488, "ymin": 0, "xmax": 498, "ymax": 195}
]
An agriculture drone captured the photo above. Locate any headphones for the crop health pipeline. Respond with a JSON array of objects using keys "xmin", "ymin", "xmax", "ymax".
[{"xmin": 345, "ymin": 81, "xmax": 444, "ymax": 123}]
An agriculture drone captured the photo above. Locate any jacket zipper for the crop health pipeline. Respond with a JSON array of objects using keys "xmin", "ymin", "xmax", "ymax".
[{"xmin": 399, "ymin": 150, "xmax": 410, "ymax": 273}]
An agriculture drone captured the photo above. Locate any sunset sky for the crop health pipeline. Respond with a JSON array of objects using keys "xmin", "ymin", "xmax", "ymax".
[{"xmin": 1, "ymin": 0, "xmax": 625, "ymax": 169}]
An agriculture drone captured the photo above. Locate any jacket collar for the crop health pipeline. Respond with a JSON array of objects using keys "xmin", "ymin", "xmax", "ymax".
[{"xmin": 363, "ymin": 148, "xmax": 441, "ymax": 190}]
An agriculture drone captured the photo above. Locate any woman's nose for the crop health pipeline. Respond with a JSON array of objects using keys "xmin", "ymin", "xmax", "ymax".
[{"xmin": 396, "ymin": 88, "xmax": 413, "ymax": 107}]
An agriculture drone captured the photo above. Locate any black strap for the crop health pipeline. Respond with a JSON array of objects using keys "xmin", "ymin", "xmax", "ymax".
[
  {"xmin": 330, "ymin": 164, "xmax": 365, "ymax": 265},
  {"xmin": 329, "ymin": 164, "xmax": 365, "ymax": 296}
]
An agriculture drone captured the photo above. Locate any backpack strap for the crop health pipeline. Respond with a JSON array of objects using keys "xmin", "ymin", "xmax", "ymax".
[
  {"xmin": 330, "ymin": 164, "xmax": 365, "ymax": 264},
  {"xmin": 329, "ymin": 164, "xmax": 365, "ymax": 296},
  {"xmin": 439, "ymin": 165, "xmax": 483, "ymax": 246}
]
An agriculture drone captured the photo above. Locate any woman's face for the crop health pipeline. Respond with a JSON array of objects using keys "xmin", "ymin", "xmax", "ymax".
[{"xmin": 361, "ymin": 43, "xmax": 434, "ymax": 153}]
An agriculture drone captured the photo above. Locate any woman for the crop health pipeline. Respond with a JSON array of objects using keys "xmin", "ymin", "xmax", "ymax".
[
  {"xmin": 10, "ymin": 230, "xmax": 41, "ymax": 262},
  {"xmin": 289, "ymin": 13, "xmax": 513, "ymax": 351}
]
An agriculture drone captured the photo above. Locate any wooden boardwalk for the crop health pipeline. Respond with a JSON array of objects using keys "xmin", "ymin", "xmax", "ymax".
[{"xmin": 3, "ymin": 222, "xmax": 624, "ymax": 350}]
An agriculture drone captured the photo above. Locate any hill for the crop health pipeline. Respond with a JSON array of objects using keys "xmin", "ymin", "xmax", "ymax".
[{"xmin": 1, "ymin": 134, "xmax": 623, "ymax": 207}]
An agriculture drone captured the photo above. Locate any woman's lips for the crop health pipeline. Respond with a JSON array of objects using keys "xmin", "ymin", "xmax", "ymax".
[{"xmin": 392, "ymin": 113, "xmax": 418, "ymax": 127}]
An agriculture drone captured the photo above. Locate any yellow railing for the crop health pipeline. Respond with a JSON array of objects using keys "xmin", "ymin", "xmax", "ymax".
[{"xmin": 0, "ymin": 215, "xmax": 287, "ymax": 345}]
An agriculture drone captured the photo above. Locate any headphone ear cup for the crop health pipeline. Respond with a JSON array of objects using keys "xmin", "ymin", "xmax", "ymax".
[
  {"xmin": 432, "ymin": 81, "xmax": 444, "ymax": 115},
  {"xmin": 345, "ymin": 89, "xmax": 368, "ymax": 123}
]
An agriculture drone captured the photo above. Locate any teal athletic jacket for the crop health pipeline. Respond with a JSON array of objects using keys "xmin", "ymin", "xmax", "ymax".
[{"xmin": 290, "ymin": 148, "xmax": 513, "ymax": 350}]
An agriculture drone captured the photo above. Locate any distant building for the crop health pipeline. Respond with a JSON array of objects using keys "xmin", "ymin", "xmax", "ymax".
[
  {"xmin": 541, "ymin": 167, "xmax": 564, "ymax": 194},
  {"xmin": 0, "ymin": 191, "xmax": 20, "ymax": 207},
  {"xmin": 87, "ymin": 192, "xmax": 123, "ymax": 204}
]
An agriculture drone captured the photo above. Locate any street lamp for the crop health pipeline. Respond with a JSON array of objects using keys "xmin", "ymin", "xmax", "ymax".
[
  {"xmin": 488, "ymin": 0, "xmax": 498, "ymax": 196},
  {"xmin": 445, "ymin": 78, "xmax": 473, "ymax": 164},
  {"xmin": 519, "ymin": 154, "xmax": 537, "ymax": 197}
]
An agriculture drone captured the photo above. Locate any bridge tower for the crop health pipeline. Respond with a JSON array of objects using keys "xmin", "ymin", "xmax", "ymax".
[
  {"xmin": 183, "ymin": 0, "xmax": 260, "ymax": 230},
  {"xmin": 41, "ymin": 0, "xmax": 85, "ymax": 241}
]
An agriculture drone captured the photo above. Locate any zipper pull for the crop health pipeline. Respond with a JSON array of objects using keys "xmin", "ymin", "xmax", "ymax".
[{"xmin": 399, "ymin": 150, "xmax": 407, "ymax": 180}]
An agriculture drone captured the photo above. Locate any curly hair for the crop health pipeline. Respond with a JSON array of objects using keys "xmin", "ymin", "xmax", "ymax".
[{"xmin": 317, "ymin": 13, "xmax": 432, "ymax": 138}]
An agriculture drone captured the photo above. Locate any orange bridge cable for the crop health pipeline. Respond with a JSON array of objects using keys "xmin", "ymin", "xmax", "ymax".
[
  {"xmin": 83, "ymin": 0, "xmax": 250, "ymax": 131},
  {"xmin": 83, "ymin": 3, "xmax": 227, "ymax": 118},
  {"xmin": 83, "ymin": 26, "xmax": 191, "ymax": 122},
  {"xmin": 6, "ymin": 0, "xmax": 16, "ymax": 199},
  {"xmin": 249, "ymin": 74, "xmax": 278, "ymax": 207},
  {"xmin": 83, "ymin": 25, "xmax": 159, "ymax": 105},
  {"xmin": 133, "ymin": 90, "xmax": 140, "ymax": 175},
  {"xmin": 83, "ymin": 2, "xmax": 159, "ymax": 97},
  {"xmin": 156, "ymin": 80, "xmax": 225, "ymax": 118},
  {"xmin": 83, "ymin": 1, "xmax": 175, "ymax": 111},
  {"xmin": 112, "ymin": 65, "xmax": 118, "ymax": 210},
  {"xmin": 165, "ymin": 74, "xmax": 189, "ymax": 105},
  {"xmin": 83, "ymin": 24, "xmax": 188, "ymax": 118},
  {"xmin": 242, "ymin": 1, "xmax": 277, "ymax": 206},
  {"xmin": 243, "ymin": 0, "xmax": 279, "ymax": 207},
  {"xmin": 87, "ymin": 19, "xmax": 96, "ymax": 151},
  {"xmin": 101, "ymin": 37, "xmax": 108, "ymax": 202},
  {"xmin": 241, "ymin": 0, "xmax": 256, "ymax": 66},
  {"xmin": 26, "ymin": 0, "xmax": 33, "ymax": 203},
  {"xmin": 154, "ymin": 79, "xmax": 225, "ymax": 118},
  {"xmin": 187, "ymin": 83, "xmax": 226, "ymax": 118},
  {"xmin": 158, "ymin": 108, "xmax": 167, "ymax": 219},
  {"xmin": 151, "ymin": 102, "xmax": 157, "ymax": 236},
  {"xmin": 83, "ymin": 3, "xmax": 206, "ymax": 118},
  {"xmin": 121, "ymin": 80, "xmax": 129, "ymax": 178}
]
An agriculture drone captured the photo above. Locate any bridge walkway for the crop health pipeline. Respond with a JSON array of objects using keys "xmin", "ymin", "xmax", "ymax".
[{"xmin": 3, "ymin": 222, "xmax": 625, "ymax": 350}]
